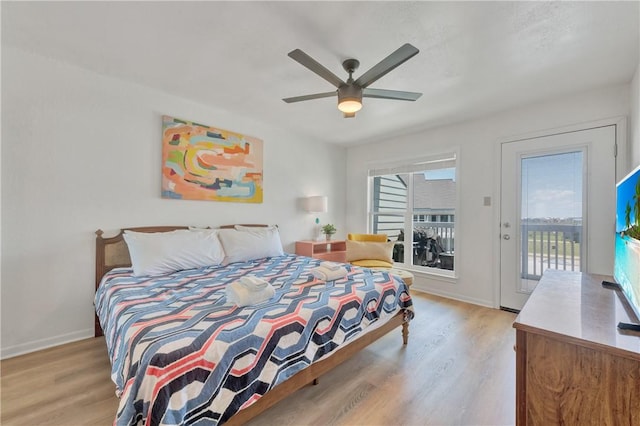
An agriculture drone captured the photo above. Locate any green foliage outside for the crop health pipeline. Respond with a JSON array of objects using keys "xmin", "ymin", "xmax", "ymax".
[{"xmin": 527, "ymin": 233, "xmax": 581, "ymax": 259}]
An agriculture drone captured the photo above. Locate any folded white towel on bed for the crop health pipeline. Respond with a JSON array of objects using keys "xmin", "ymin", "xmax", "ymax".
[
  {"xmin": 320, "ymin": 261, "xmax": 342, "ymax": 271},
  {"xmin": 226, "ymin": 280, "xmax": 275, "ymax": 307},
  {"xmin": 310, "ymin": 265, "xmax": 348, "ymax": 282},
  {"xmin": 239, "ymin": 275, "xmax": 269, "ymax": 291}
]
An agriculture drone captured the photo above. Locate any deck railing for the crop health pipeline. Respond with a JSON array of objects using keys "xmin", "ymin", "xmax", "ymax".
[
  {"xmin": 378, "ymin": 220, "xmax": 581, "ymax": 276},
  {"xmin": 521, "ymin": 223, "xmax": 582, "ymax": 280}
]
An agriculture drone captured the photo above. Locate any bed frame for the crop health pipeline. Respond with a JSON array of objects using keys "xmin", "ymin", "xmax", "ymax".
[{"xmin": 94, "ymin": 225, "xmax": 410, "ymax": 424}]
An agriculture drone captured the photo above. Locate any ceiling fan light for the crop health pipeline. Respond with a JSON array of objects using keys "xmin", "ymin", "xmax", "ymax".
[
  {"xmin": 338, "ymin": 99, "xmax": 362, "ymax": 113},
  {"xmin": 337, "ymin": 84, "xmax": 363, "ymax": 114}
]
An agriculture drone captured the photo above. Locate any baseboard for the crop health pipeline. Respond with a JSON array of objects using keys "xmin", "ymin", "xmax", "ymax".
[
  {"xmin": 410, "ymin": 284, "xmax": 494, "ymax": 309},
  {"xmin": 1, "ymin": 328, "xmax": 94, "ymax": 360}
]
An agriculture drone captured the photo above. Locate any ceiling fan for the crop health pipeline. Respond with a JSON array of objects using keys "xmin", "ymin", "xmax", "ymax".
[{"xmin": 283, "ymin": 43, "xmax": 422, "ymax": 118}]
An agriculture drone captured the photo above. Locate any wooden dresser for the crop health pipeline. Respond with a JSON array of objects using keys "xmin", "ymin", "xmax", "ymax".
[{"xmin": 513, "ymin": 270, "xmax": 640, "ymax": 425}]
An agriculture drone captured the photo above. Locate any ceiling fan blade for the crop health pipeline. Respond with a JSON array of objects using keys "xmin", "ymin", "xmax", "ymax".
[
  {"xmin": 355, "ymin": 43, "xmax": 419, "ymax": 88},
  {"xmin": 363, "ymin": 88, "xmax": 422, "ymax": 101},
  {"xmin": 288, "ymin": 49, "xmax": 345, "ymax": 88},
  {"xmin": 282, "ymin": 91, "xmax": 336, "ymax": 103}
]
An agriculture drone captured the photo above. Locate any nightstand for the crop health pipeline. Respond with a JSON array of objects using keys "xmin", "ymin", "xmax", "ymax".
[{"xmin": 295, "ymin": 240, "xmax": 347, "ymax": 262}]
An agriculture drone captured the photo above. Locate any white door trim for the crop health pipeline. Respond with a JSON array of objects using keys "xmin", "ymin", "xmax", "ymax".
[{"xmin": 491, "ymin": 116, "xmax": 627, "ymax": 308}]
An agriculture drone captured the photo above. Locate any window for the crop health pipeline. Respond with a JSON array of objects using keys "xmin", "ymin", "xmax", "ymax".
[{"xmin": 369, "ymin": 153, "xmax": 457, "ymax": 275}]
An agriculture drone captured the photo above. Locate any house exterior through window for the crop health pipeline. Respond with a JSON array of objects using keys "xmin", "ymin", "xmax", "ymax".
[{"xmin": 368, "ymin": 153, "xmax": 457, "ymax": 275}]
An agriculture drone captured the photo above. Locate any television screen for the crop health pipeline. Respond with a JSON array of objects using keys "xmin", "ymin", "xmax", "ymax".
[{"xmin": 615, "ymin": 164, "xmax": 640, "ymax": 322}]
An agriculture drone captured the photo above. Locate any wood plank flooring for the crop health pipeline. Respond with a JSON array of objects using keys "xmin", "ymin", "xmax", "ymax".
[{"xmin": 1, "ymin": 292, "xmax": 516, "ymax": 425}]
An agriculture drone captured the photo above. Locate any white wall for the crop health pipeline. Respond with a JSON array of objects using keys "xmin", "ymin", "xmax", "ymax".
[
  {"xmin": 1, "ymin": 47, "xmax": 346, "ymax": 358},
  {"xmin": 630, "ymin": 62, "xmax": 640, "ymax": 167},
  {"xmin": 347, "ymin": 84, "xmax": 630, "ymax": 307}
]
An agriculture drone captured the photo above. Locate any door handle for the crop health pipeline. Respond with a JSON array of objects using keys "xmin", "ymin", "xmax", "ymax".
[{"xmin": 503, "ymin": 234, "xmax": 511, "ymax": 240}]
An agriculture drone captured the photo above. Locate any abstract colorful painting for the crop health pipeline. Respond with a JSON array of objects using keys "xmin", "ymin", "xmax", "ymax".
[{"xmin": 162, "ymin": 116, "xmax": 263, "ymax": 203}]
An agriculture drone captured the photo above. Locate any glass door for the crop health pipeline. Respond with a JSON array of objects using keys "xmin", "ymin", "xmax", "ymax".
[
  {"xmin": 500, "ymin": 126, "xmax": 615, "ymax": 311},
  {"xmin": 518, "ymin": 151, "xmax": 584, "ymax": 293}
]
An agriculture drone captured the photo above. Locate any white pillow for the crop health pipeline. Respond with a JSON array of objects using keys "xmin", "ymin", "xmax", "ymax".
[
  {"xmin": 218, "ymin": 226, "xmax": 284, "ymax": 264},
  {"xmin": 123, "ymin": 229, "xmax": 225, "ymax": 277}
]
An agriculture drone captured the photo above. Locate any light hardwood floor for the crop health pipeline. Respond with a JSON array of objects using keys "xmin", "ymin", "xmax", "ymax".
[{"xmin": 1, "ymin": 292, "xmax": 516, "ymax": 425}]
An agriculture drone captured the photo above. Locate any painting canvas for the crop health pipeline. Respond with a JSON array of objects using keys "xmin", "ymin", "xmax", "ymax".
[{"xmin": 162, "ymin": 116, "xmax": 263, "ymax": 203}]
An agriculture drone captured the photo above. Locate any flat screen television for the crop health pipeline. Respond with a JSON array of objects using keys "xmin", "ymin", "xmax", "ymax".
[{"xmin": 613, "ymin": 164, "xmax": 640, "ymax": 330}]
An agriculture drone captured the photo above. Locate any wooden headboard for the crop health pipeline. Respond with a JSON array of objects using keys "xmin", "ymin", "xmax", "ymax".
[{"xmin": 94, "ymin": 224, "xmax": 269, "ymax": 337}]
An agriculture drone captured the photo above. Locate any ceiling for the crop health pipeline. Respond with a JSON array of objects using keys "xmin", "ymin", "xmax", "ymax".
[{"xmin": 2, "ymin": 1, "xmax": 639, "ymax": 146}]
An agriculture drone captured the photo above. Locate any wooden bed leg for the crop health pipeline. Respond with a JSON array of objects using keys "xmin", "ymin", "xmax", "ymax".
[
  {"xmin": 402, "ymin": 321, "xmax": 409, "ymax": 345},
  {"xmin": 313, "ymin": 378, "xmax": 319, "ymax": 385}
]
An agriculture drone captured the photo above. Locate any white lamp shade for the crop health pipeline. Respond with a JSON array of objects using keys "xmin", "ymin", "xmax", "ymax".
[{"xmin": 305, "ymin": 196, "xmax": 328, "ymax": 213}]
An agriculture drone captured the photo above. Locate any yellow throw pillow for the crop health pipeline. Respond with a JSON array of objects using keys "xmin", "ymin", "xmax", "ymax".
[
  {"xmin": 346, "ymin": 240, "xmax": 394, "ymax": 264},
  {"xmin": 351, "ymin": 259, "xmax": 394, "ymax": 268},
  {"xmin": 347, "ymin": 233, "xmax": 388, "ymax": 242}
]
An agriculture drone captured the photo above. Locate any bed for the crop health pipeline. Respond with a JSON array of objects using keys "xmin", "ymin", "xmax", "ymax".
[{"xmin": 94, "ymin": 225, "xmax": 414, "ymax": 425}]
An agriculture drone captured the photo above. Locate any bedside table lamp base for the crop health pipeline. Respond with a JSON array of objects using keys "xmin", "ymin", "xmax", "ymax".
[
  {"xmin": 314, "ymin": 218, "xmax": 323, "ymax": 241},
  {"xmin": 304, "ymin": 196, "xmax": 328, "ymax": 241}
]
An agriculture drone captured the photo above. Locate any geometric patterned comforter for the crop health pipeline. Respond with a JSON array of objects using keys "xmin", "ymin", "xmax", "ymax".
[{"xmin": 95, "ymin": 254, "xmax": 414, "ymax": 425}]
